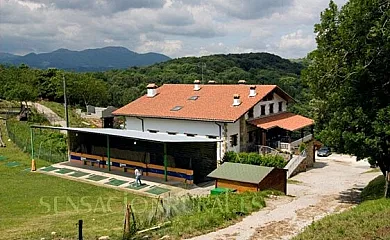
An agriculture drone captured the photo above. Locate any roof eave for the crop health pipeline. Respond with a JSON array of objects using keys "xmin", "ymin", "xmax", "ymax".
[{"xmin": 112, "ymin": 113, "xmax": 236, "ymax": 123}]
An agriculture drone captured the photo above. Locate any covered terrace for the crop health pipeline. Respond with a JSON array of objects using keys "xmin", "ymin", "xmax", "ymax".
[
  {"xmin": 248, "ymin": 112, "xmax": 314, "ymax": 153},
  {"xmin": 30, "ymin": 126, "xmax": 221, "ymax": 184}
]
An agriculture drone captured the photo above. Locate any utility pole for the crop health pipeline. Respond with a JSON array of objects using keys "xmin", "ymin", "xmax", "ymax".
[
  {"xmin": 198, "ymin": 63, "xmax": 206, "ymax": 82},
  {"xmin": 63, "ymin": 74, "xmax": 69, "ymax": 128}
]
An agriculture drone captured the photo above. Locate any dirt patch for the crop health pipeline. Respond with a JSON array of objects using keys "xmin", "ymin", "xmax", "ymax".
[
  {"xmin": 250, "ymin": 219, "xmax": 297, "ymax": 240},
  {"xmin": 215, "ymin": 232, "xmax": 240, "ymax": 240}
]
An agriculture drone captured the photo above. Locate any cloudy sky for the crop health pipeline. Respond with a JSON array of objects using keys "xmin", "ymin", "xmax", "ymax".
[{"xmin": 0, "ymin": 0, "xmax": 347, "ymax": 58}]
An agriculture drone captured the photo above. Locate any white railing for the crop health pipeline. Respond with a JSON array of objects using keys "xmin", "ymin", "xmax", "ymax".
[
  {"xmin": 291, "ymin": 134, "xmax": 313, "ymax": 148},
  {"xmin": 280, "ymin": 142, "xmax": 291, "ymax": 152},
  {"xmin": 284, "ymin": 150, "xmax": 307, "ymax": 178}
]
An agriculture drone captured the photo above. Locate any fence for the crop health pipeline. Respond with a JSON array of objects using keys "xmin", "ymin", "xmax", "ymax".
[{"xmin": 6, "ymin": 120, "xmax": 67, "ymax": 164}]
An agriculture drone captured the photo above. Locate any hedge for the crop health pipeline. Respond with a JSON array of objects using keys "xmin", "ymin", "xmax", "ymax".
[{"xmin": 222, "ymin": 151, "xmax": 287, "ymax": 168}]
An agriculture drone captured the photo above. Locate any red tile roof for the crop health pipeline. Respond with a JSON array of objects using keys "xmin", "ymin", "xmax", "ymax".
[
  {"xmin": 249, "ymin": 112, "xmax": 314, "ymax": 131},
  {"xmin": 113, "ymin": 84, "xmax": 294, "ymax": 122}
]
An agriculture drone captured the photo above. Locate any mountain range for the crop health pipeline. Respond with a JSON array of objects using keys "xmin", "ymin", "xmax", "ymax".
[{"xmin": 0, "ymin": 46, "xmax": 171, "ymax": 72}]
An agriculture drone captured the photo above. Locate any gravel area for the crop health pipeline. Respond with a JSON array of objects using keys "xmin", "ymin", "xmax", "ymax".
[{"xmin": 189, "ymin": 154, "xmax": 381, "ymax": 240}]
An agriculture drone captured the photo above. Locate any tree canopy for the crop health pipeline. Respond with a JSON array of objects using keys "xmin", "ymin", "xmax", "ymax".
[
  {"xmin": 0, "ymin": 52, "xmax": 307, "ymax": 111},
  {"xmin": 304, "ymin": 0, "xmax": 390, "ymax": 184}
]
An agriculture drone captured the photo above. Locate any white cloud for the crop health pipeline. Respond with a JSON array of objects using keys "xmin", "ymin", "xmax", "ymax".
[
  {"xmin": 278, "ymin": 30, "xmax": 316, "ymax": 50},
  {"xmin": 137, "ymin": 34, "xmax": 183, "ymax": 56},
  {"xmin": 0, "ymin": 0, "xmax": 349, "ymax": 58}
]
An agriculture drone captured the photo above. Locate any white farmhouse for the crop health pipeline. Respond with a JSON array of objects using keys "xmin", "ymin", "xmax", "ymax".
[{"xmin": 113, "ymin": 80, "xmax": 314, "ymax": 163}]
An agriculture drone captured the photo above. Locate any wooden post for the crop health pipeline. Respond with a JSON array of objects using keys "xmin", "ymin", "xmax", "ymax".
[
  {"xmin": 78, "ymin": 219, "xmax": 83, "ymax": 240},
  {"xmin": 261, "ymin": 131, "xmax": 266, "ymax": 146},
  {"xmin": 385, "ymin": 171, "xmax": 390, "ymax": 198}
]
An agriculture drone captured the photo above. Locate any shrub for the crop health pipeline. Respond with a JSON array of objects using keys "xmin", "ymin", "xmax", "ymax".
[
  {"xmin": 361, "ymin": 175, "xmax": 385, "ymax": 201},
  {"xmin": 223, "ymin": 151, "xmax": 287, "ymax": 168},
  {"xmin": 298, "ymin": 142, "xmax": 306, "ymax": 153}
]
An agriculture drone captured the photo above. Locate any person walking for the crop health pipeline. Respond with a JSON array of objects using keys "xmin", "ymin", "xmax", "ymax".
[{"xmin": 135, "ymin": 168, "xmax": 142, "ymax": 186}]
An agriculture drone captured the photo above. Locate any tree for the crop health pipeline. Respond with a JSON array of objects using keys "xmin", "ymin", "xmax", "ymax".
[
  {"xmin": 304, "ymin": 0, "xmax": 390, "ymax": 196},
  {"xmin": 4, "ymin": 65, "xmax": 38, "ymax": 109}
]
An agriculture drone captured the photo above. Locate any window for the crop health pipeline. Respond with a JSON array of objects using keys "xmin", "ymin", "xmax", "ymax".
[
  {"xmin": 230, "ymin": 134, "xmax": 238, "ymax": 147},
  {"xmin": 185, "ymin": 133, "xmax": 197, "ymax": 137},
  {"xmin": 248, "ymin": 107, "xmax": 254, "ymax": 118},
  {"xmin": 260, "ymin": 105, "xmax": 266, "ymax": 116},
  {"xmin": 148, "ymin": 129, "xmax": 159, "ymax": 133},
  {"xmin": 278, "ymin": 101, "xmax": 283, "ymax": 112},
  {"xmin": 269, "ymin": 103, "xmax": 274, "ymax": 114},
  {"xmin": 188, "ymin": 96, "xmax": 199, "ymax": 100},
  {"xmin": 170, "ymin": 106, "xmax": 183, "ymax": 111},
  {"xmin": 167, "ymin": 131, "xmax": 177, "ymax": 135}
]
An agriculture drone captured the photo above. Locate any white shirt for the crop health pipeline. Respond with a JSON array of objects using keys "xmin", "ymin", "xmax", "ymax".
[{"xmin": 135, "ymin": 169, "xmax": 141, "ymax": 177}]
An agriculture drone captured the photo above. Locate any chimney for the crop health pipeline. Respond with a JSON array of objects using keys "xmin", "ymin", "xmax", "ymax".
[
  {"xmin": 249, "ymin": 85, "xmax": 257, "ymax": 97},
  {"xmin": 233, "ymin": 94, "xmax": 241, "ymax": 106},
  {"xmin": 147, "ymin": 83, "xmax": 157, "ymax": 97},
  {"xmin": 208, "ymin": 80, "xmax": 216, "ymax": 84},
  {"xmin": 238, "ymin": 80, "xmax": 246, "ymax": 85},
  {"xmin": 194, "ymin": 80, "xmax": 201, "ymax": 91}
]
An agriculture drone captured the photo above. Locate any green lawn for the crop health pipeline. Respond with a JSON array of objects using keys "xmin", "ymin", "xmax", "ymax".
[
  {"xmin": 39, "ymin": 101, "xmax": 86, "ymax": 127},
  {"xmin": 0, "ymin": 123, "xmax": 154, "ymax": 240},
  {"xmin": 1, "ymin": 120, "xmax": 279, "ymax": 239},
  {"xmin": 294, "ymin": 175, "xmax": 390, "ymax": 240}
]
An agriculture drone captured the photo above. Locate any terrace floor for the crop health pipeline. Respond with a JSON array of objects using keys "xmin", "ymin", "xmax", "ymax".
[{"xmin": 38, "ymin": 161, "xmax": 215, "ymax": 198}]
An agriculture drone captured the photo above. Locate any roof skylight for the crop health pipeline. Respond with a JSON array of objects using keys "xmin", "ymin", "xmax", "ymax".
[
  {"xmin": 170, "ymin": 106, "xmax": 183, "ymax": 111},
  {"xmin": 188, "ymin": 95, "xmax": 199, "ymax": 100}
]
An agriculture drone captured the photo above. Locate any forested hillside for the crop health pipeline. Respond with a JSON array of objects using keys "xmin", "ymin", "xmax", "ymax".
[{"xmin": 0, "ymin": 52, "xmax": 308, "ymax": 113}]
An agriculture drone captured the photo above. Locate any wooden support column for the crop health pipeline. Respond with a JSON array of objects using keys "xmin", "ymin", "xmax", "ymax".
[
  {"xmin": 107, "ymin": 135, "xmax": 111, "ymax": 171},
  {"xmin": 261, "ymin": 130, "xmax": 266, "ymax": 145},
  {"xmin": 163, "ymin": 143, "xmax": 168, "ymax": 182},
  {"xmin": 300, "ymin": 128, "xmax": 304, "ymax": 140}
]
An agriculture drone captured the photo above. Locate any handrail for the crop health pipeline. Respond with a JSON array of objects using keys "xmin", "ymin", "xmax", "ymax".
[{"xmin": 284, "ymin": 150, "xmax": 306, "ymax": 178}]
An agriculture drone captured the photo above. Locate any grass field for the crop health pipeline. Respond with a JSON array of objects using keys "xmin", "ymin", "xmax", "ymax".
[
  {"xmin": 0, "ymin": 122, "xmax": 154, "ymax": 240},
  {"xmin": 1, "ymin": 120, "xmax": 278, "ymax": 239},
  {"xmin": 294, "ymin": 175, "xmax": 390, "ymax": 240}
]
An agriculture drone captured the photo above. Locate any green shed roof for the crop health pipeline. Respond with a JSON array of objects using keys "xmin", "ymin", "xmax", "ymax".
[{"xmin": 207, "ymin": 162, "xmax": 274, "ymax": 184}]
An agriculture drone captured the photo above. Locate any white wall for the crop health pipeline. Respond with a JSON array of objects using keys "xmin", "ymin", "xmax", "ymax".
[
  {"xmin": 226, "ymin": 121, "xmax": 240, "ymax": 152},
  {"xmin": 126, "ymin": 117, "xmax": 221, "ymax": 137},
  {"xmin": 245, "ymin": 93, "xmax": 287, "ymax": 120},
  {"xmin": 125, "ymin": 117, "xmax": 143, "ymax": 131}
]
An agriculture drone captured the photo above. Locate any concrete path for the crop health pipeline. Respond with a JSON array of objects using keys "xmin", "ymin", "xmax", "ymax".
[
  {"xmin": 39, "ymin": 162, "xmax": 212, "ymax": 198},
  {"xmin": 189, "ymin": 154, "xmax": 381, "ymax": 240},
  {"xmin": 29, "ymin": 102, "xmax": 67, "ymax": 127}
]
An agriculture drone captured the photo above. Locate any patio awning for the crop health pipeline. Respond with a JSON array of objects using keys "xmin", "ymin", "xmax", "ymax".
[
  {"xmin": 31, "ymin": 125, "xmax": 222, "ymax": 143},
  {"xmin": 248, "ymin": 112, "xmax": 314, "ymax": 131}
]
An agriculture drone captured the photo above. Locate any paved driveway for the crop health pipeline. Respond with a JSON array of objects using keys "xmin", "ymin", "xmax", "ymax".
[{"xmin": 190, "ymin": 154, "xmax": 381, "ymax": 240}]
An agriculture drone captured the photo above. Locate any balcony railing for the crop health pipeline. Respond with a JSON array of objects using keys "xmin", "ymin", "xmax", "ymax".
[{"xmin": 279, "ymin": 134, "xmax": 313, "ymax": 153}]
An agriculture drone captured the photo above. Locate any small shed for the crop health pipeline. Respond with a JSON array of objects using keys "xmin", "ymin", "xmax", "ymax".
[
  {"xmin": 101, "ymin": 106, "xmax": 118, "ymax": 128},
  {"xmin": 207, "ymin": 162, "xmax": 287, "ymax": 194}
]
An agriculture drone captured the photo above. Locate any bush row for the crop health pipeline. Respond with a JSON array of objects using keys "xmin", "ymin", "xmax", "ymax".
[{"xmin": 222, "ymin": 151, "xmax": 287, "ymax": 168}]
